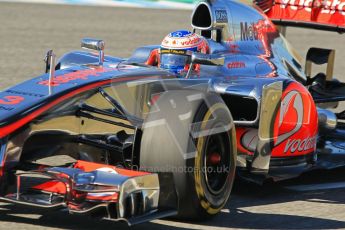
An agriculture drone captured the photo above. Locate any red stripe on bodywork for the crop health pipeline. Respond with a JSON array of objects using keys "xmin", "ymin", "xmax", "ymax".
[
  {"xmin": 86, "ymin": 193, "xmax": 119, "ymax": 202},
  {"xmin": 32, "ymin": 180, "xmax": 67, "ymax": 194},
  {"xmin": 74, "ymin": 160, "xmax": 149, "ymax": 177},
  {"xmin": 0, "ymin": 76, "xmax": 151, "ymax": 138},
  {"xmin": 30, "ymin": 160, "xmax": 149, "ymax": 197},
  {"xmin": 0, "ymin": 80, "xmax": 109, "ymax": 138}
]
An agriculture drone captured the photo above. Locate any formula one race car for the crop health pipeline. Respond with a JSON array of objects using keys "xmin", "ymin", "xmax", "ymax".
[{"xmin": 0, "ymin": 0, "xmax": 344, "ymax": 225}]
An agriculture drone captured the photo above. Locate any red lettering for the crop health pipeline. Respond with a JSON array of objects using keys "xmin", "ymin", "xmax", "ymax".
[
  {"xmin": 38, "ymin": 68, "xmax": 115, "ymax": 86},
  {"xmin": 0, "ymin": 96, "xmax": 24, "ymax": 105},
  {"xmin": 181, "ymin": 38, "xmax": 200, "ymax": 46},
  {"xmin": 227, "ymin": 62, "xmax": 246, "ymax": 69}
]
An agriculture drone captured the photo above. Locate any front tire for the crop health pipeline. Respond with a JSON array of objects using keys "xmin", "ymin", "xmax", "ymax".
[{"xmin": 140, "ymin": 90, "xmax": 236, "ymax": 219}]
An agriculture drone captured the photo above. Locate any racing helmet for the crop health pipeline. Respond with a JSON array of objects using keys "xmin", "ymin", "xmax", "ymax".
[{"xmin": 160, "ymin": 30, "xmax": 209, "ymax": 74}]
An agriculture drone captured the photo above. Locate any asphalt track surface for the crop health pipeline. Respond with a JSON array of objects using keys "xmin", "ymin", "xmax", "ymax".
[{"xmin": 0, "ymin": 2, "xmax": 345, "ymax": 230}]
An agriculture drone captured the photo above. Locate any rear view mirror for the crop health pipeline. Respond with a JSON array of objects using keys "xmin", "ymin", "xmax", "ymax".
[
  {"xmin": 81, "ymin": 38, "xmax": 105, "ymax": 51},
  {"xmin": 191, "ymin": 53, "xmax": 225, "ymax": 66},
  {"xmin": 185, "ymin": 53, "xmax": 225, "ymax": 78},
  {"xmin": 81, "ymin": 38, "xmax": 105, "ymax": 65}
]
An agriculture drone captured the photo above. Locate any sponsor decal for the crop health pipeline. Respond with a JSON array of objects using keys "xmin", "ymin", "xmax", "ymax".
[
  {"xmin": 276, "ymin": 90, "xmax": 303, "ymax": 146},
  {"xmin": 279, "ymin": 0, "xmax": 345, "ymax": 15},
  {"xmin": 215, "ymin": 9, "xmax": 228, "ymax": 23},
  {"xmin": 162, "ymin": 37, "xmax": 200, "ymax": 48},
  {"xmin": 284, "ymin": 136, "xmax": 317, "ymax": 153},
  {"xmin": 0, "ymin": 95, "xmax": 24, "ymax": 105},
  {"xmin": 240, "ymin": 22, "xmax": 258, "ymax": 41},
  {"xmin": 38, "ymin": 68, "xmax": 115, "ymax": 86},
  {"xmin": 272, "ymin": 82, "xmax": 318, "ymax": 157},
  {"xmin": 180, "ymin": 37, "xmax": 200, "ymax": 46},
  {"xmin": 227, "ymin": 61, "xmax": 246, "ymax": 69},
  {"xmin": 160, "ymin": 48, "xmax": 189, "ymax": 55},
  {"xmin": 161, "ymin": 32, "xmax": 202, "ymax": 49},
  {"xmin": 0, "ymin": 106, "xmax": 14, "ymax": 111},
  {"xmin": 170, "ymin": 30, "xmax": 192, "ymax": 37},
  {"xmin": 6, "ymin": 90, "xmax": 45, "ymax": 98}
]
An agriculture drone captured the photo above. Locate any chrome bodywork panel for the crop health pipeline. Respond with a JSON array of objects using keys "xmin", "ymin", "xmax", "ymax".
[{"xmin": 252, "ymin": 81, "xmax": 282, "ymax": 172}]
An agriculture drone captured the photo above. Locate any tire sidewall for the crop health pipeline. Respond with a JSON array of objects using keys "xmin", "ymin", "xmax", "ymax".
[
  {"xmin": 140, "ymin": 90, "xmax": 236, "ymax": 219},
  {"xmin": 186, "ymin": 97, "xmax": 236, "ymax": 217}
]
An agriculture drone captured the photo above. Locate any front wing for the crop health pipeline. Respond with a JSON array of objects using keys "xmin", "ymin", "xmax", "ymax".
[{"xmin": 0, "ymin": 160, "xmax": 176, "ymax": 225}]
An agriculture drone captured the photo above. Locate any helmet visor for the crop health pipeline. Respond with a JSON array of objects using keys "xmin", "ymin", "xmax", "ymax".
[{"xmin": 160, "ymin": 54, "xmax": 191, "ymax": 72}]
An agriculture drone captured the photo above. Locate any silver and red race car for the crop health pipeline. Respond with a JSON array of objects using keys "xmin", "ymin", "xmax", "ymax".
[{"xmin": 0, "ymin": 0, "xmax": 344, "ymax": 225}]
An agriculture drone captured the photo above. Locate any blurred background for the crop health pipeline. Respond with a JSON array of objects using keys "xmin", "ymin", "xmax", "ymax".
[{"xmin": 0, "ymin": 0, "xmax": 344, "ymax": 90}]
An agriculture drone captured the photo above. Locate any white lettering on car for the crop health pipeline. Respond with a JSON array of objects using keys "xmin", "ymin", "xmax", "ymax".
[{"xmin": 284, "ymin": 136, "xmax": 317, "ymax": 153}]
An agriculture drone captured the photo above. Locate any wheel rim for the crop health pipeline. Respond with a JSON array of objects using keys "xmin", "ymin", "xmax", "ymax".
[{"xmin": 203, "ymin": 130, "xmax": 231, "ymax": 195}]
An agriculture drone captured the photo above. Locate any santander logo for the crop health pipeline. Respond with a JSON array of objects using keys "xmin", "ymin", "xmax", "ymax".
[{"xmin": 279, "ymin": 0, "xmax": 345, "ymax": 15}]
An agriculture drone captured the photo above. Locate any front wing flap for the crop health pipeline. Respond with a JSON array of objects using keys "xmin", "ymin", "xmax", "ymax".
[{"xmin": 0, "ymin": 160, "xmax": 175, "ymax": 225}]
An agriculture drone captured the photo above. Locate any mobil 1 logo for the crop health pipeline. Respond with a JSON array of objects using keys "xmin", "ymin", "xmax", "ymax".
[{"xmin": 215, "ymin": 9, "xmax": 228, "ymax": 23}]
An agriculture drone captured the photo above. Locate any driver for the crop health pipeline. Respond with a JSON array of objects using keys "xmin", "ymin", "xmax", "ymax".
[{"xmin": 159, "ymin": 30, "xmax": 209, "ymax": 75}]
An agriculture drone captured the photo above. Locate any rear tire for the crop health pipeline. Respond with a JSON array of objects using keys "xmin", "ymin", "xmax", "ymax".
[{"xmin": 140, "ymin": 90, "xmax": 236, "ymax": 219}]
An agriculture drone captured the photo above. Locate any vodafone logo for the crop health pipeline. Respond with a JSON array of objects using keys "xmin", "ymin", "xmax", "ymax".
[
  {"xmin": 275, "ymin": 90, "xmax": 303, "ymax": 146},
  {"xmin": 180, "ymin": 37, "xmax": 200, "ymax": 46},
  {"xmin": 161, "ymin": 32, "xmax": 202, "ymax": 49},
  {"xmin": 238, "ymin": 83, "xmax": 317, "ymax": 156},
  {"xmin": 284, "ymin": 136, "xmax": 317, "ymax": 153},
  {"xmin": 272, "ymin": 82, "xmax": 318, "ymax": 156},
  {"xmin": 280, "ymin": 0, "xmax": 345, "ymax": 15}
]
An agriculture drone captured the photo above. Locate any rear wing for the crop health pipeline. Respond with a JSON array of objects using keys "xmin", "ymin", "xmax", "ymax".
[{"xmin": 254, "ymin": 0, "xmax": 345, "ymax": 33}]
